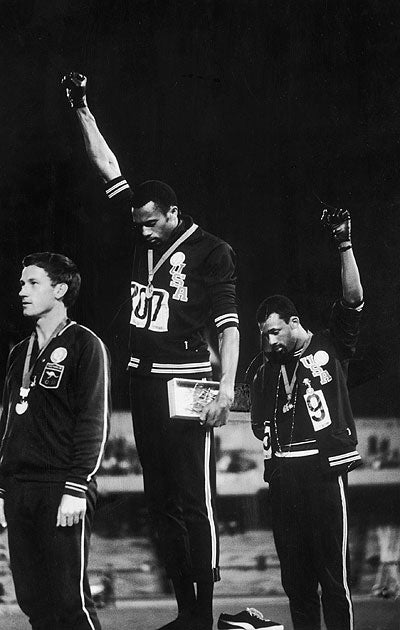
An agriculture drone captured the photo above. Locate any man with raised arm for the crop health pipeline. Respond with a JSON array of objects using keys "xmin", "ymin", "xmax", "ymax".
[
  {"xmin": 0, "ymin": 252, "xmax": 111, "ymax": 630},
  {"xmin": 62, "ymin": 73, "xmax": 240, "ymax": 630},
  {"xmin": 249, "ymin": 208, "xmax": 363, "ymax": 630}
]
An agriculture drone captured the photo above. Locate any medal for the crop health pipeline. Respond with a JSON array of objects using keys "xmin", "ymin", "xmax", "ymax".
[
  {"xmin": 16, "ymin": 319, "xmax": 69, "ymax": 419},
  {"xmin": 145, "ymin": 283, "xmax": 154, "ymax": 298},
  {"xmin": 15, "ymin": 386, "xmax": 30, "ymax": 415},
  {"xmin": 281, "ymin": 365, "xmax": 298, "ymax": 414},
  {"xmin": 15, "ymin": 401, "xmax": 28, "ymax": 415},
  {"xmin": 282, "ymin": 400, "xmax": 294, "ymax": 414}
]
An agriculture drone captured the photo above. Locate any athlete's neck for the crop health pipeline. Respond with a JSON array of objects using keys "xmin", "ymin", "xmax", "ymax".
[
  {"xmin": 35, "ymin": 305, "xmax": 68, "ymax": 348},
  {"xmin": 293, "ymin": 326, "xmax": 310, "ymax": 353}
]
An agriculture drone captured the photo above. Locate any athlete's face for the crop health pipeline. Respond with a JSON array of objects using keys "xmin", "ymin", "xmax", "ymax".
[
  {"xmin": 259, "ymin": 312, "xmax": 299, "ymax": 361},
  {"xmin": 19, "ymin": 265, "xmax": 65, "ymax": 319},
  {"xmin": 132, "ymin": 201, "xmax": 179, "ymax": 246}
]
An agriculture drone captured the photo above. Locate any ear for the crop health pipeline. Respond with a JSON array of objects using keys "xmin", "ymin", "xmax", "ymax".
[
  {"xmin": 289, "ymin": 316, "xmax": 300, "ymax": 330},
  {"xmin": 167, "ymin": 205, "xmax": 179, "ymax": 219},
  {"xmin": 54, "ymin": 283, "xmax": 68, "ymax": 301}
]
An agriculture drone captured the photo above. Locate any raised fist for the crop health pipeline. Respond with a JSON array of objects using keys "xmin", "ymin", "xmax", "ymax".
[
  {"xmin": 321, "ymin": 207, "xmax": 351, "ymax": 244},
  {"xmin": 61, "ymin": 72, "xmax": 87, "ymax": 109}
]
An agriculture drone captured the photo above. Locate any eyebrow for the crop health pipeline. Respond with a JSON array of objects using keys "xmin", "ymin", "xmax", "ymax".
[{"xmin": 20, "ymin": 276, "xmax": 40, "ymax": 283}]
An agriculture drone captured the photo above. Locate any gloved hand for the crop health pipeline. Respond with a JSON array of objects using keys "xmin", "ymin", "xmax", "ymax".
[
  {"xmin": 61, "ymin": 72, "xmax": 87, "ymax": 109},
  {"xmin": 321, "ymin": 207, "xmax": 351, "ymax": 245}
]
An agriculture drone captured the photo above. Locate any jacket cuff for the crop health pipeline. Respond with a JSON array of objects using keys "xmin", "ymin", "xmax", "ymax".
[
  {"xmin": 340, "ymin": 298, "xmax": 364, "ymax": 311},
  {"xmin": 104, "ymin": 176, "xmax": 131, "ymax": 200},
  {"xmin": 64, "ymin": 480, "xmax": 88, "ymax": 498},
  {"xmin": 328, "ymin": 450, "xmax": 362, "ymax": 469},
  {"xmin": 214, "ymin": 313, "xmax": 239, "ymax": 332}
]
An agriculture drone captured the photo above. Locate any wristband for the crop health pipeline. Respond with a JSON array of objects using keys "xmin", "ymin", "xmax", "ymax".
[{"xmin": 338, "ymin": 244, "xmax": 352, "ymax": 252}]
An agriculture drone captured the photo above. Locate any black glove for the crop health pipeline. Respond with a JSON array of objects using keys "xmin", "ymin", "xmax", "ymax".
[
  {"xmin": 321, "ymin": 207, "xmax": 351, "ymax": 245},
  {"xmin": 61, "ymin": 72, "xmax": 87, "ymax": 109}
]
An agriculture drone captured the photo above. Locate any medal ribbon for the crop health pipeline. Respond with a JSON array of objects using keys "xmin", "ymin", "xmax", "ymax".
[
  {"xmin": 280, "ymin": 364, "xmax": 299, "ymax": 403},
  {"xmin": 147, "ymin": 223, "xmax": 198, "ymax": 293},
  {"xmin": 280, "ymin": 332, "xmax": 313, "ymax": 403},
  {"xmin": 19, "ymin": 318, "xmax": 69, "ymax": 400}
]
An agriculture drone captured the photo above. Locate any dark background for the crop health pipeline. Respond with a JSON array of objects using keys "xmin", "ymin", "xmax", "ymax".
[{"xmin": 0, "ymin": 0, "xmax": 399, "ymax": 413}]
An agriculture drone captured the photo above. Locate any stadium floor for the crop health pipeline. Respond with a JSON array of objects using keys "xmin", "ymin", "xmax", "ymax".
[{"xmin": 1, "ymin": 595, "xmax": 399, "ymax": 629}]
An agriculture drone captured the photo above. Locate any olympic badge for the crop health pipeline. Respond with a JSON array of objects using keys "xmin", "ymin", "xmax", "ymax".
[{"xmin": 39, "ymin": 363, "xmax": 65, "ymax": 389}]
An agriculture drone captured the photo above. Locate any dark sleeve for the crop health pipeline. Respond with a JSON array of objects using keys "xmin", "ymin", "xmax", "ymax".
[
  {"xmin": 104, "ymin": 175, "xmax": 134, "ymax": 207},
  {"xmin": 328, "ymin": 299, "xmax": 363, "ymax": 360},
  {"xmin": 203, "ymin": 242, "xmax": 239, "ymax": 332},
  {"xmin": 100, "ymin": 175, "xmax": 137, "ymax": 263},
  {"xmin": 64, "ymin": 332, "xmax": 111, "ymax": 498}
]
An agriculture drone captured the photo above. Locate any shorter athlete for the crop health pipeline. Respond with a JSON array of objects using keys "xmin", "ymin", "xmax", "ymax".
[
  {"xmin": 251, "ymin": 208, "xmax": 363, "ymax": 630},
  {"xmin": 0, "ymin": 252, "xmax": 111, "ymax": 630}
]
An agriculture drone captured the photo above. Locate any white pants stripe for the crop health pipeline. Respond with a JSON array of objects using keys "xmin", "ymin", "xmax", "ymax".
[
  {"xmin": 204, "ymin": 429, "xmax": 218, "ymax": 571},
  {"xmin": 338, "ymin": 475, "xmax": 354, "ymax": 630},
  {"xmin": 79, "ymin": 518, "xmax": 96, "ymax": 630}
]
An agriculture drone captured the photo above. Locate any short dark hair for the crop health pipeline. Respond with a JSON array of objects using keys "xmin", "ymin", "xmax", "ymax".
[
  {"xmin": 131, "ymin": 180, "xmax": 178, "ymax": 215},
  {"xmin": 22, "ymin": 252, "xmax": 81, "ymax": 308},
  {"xmin": 256, "ymin": 294, "xmax": 299, "ymax": 325}
]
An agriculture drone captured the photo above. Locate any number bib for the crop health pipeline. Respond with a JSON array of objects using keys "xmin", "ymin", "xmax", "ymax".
[
  {"xmin": 303, "ymin": 388, "xmax": 332, "ymax": 431},
  {"xmin": 130, "ymin": 282, "xmax": 170, "ymax": 332}
]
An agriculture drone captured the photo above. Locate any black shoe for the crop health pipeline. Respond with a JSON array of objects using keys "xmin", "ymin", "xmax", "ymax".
[{"xmin": 218, "ymin": 607, "xmax": 284, "ymax": 630}]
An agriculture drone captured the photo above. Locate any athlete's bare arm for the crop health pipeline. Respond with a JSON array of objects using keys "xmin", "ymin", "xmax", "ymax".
[
  {"xmin": 200, "ymin": 326, "xmax": 240, "ymax": 428},
  {"xmin": 62, "ymin": 73, "xmax": 121, "ymax": 183}
]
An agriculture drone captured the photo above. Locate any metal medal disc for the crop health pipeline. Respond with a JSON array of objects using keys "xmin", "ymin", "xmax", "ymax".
[{"xmin": 16, "ymin": 401, "xmax": 28, "ymax": 415}]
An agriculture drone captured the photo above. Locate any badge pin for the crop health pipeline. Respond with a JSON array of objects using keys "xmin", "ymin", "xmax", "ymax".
[
  {"xmin": 313, "ymin": 350, "xmax": 329, "ymax": 366},
  {"xmin": 50, "ymin": 347, "xmax": 68, "ymax": 364},
  {"xmin": 170, "ymin": 251, "xmax": 185, "ymax": 266},
  {"xmin": 303, "ymin": 378, "xmax": 314, "ymax": 394}
]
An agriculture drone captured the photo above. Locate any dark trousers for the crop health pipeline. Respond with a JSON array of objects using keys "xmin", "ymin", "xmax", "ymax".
[
  {"xmin": 269, "ymin": 458, "xmax": 354, "ymax": 630},
  {"xmin": 5, "ymin": 479, "xmax": 101, "ymax": 630},
  {"xmin": 130, "ymin": 374, "xmax": 220, "ymax": 582}
]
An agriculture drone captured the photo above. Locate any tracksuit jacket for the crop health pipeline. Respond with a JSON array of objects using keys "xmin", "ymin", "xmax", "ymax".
[
  {"xmin": 105, "ymin": 176, "xmax": 239, "ymax": 378},
  {"xmin": 0, "ymin": 321, "xmax": 111, "ymax": 498},
  {"xmin": 251, "ymin": 300, "xmax": 363, "ymax": 478}
]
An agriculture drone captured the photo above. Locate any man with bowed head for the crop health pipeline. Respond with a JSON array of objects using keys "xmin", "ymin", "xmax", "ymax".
[
  {"xmin": 251, "ymin": 208, "xmax": 363, "ymax": 630},
  {"xmin": 0, "ymin": 252, "xmax": 111, "ymax": 630},
  {"xmin": 62, "ymin": 72, "xmax": 239, "ymax": 630}
]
